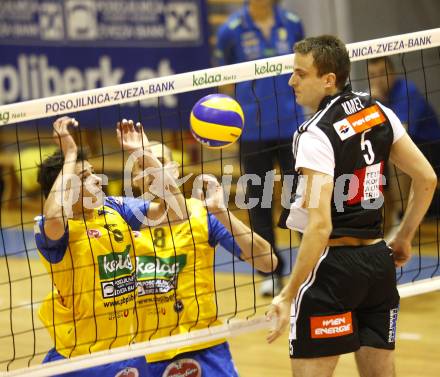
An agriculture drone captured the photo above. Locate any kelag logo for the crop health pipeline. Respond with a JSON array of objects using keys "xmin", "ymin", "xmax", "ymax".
[
  {"xmin": 254, "ymin": 62, "xmax": 283, "ymax": 76},
  {"xmin": 192, "ymin": 72, "xmax": 221, "ymax": 87},
  {"xmin": 136, "ymin": 255, "xmax": 187, "ymax": 279},
  {"xmin": 0, "ymin": 112, "xmax": 10, "ymax": 125},
  {"xmin": 98, "ymin": 246, "xmax": 133, "ymax": 279}
]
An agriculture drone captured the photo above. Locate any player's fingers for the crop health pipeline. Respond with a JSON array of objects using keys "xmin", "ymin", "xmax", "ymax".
[
  {"xmin": 127, "ymin": 119, "xmax": 135, "ymax": 132},
  {"xmin": 69, "ymin": 118, "xmax": 78, "ymax": 127},
  {"xmin": 394, "ymin": 257, "xmax": 408, "ymax": 268},
  {"xmin": 53, "ymin": 116, "xmax": 69, "ymax": 129},
  {"xmin": 266, "ymin": 322, "xmax": 281, "ymax": 343},
  {"xmin": 201, "ymin": 174, "xmax": 220, "ymax": 187},
  {"xmin": 58, "ymin": 117, "xmax": 77, "ymax": 135},
  {"xmin": 121, "ymin": 118, "xmax": 130, "ymax": 133},
  {"xmin": 267, "ymin": 329, "xmax": 280, "ymax": 344},
  {"xmin": 267, "ymin": 314, "xmax": 287, "ymax": 343}
]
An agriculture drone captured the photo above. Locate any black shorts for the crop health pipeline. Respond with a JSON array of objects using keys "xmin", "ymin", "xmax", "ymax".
[{"xmin": 289, "ymin": 241, "xmax": 400, "ymax": 358}]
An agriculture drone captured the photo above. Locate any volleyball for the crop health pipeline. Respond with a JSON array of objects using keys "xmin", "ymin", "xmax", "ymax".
[{"xmin": 189, "ymin": 94, "xmax": 244, "ymax": 149}]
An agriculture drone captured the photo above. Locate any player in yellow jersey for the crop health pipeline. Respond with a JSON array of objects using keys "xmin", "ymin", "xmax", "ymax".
[
  {"xmin": 116, "ymin": 130, "xmax": 278, "ymax": 377},
  {"xmin": 35, "ymin": 117, "xmax": 186, "ymax": 376}
]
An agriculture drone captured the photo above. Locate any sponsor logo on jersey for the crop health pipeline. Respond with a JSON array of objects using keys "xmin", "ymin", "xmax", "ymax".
[
  {"xmin": 333, "ymin": 104, "xmax": 386, "ymax": 140},
  {"xmin": 174, "ymin": 299, "xmax": 184, "ymax": 313},
  {"xmin": 115, "ymin": 367, "xmax": 139, "ymax": 377},
  {"xmin": 162, "ymin": 359, "xmax": 201, "ymax": 377},
  {"xmin": 136, "ymin": 255, "xmax": 187, "ymax": 279},
  {"xmin": 136, "ymin": 255, "xmax": 187, "ymax": 296},
  {"xmin": 388, "ymin": 307, "xmax": 399, "ymax": 343},
  {"xmin": 137, "ymin": 277, "xmax": 177, "ymax": 296},
  {"xmin": 242, "ymin": 36, "xmax": 259, "ymax": 47},
  {"xmin": 347, "ymin": 161, "xmax": 384, "ymax": 205},
  {"xmin": 98, "ymin": 246, "xmax": 133, "ymax": 279},
  {"xmin": 108, "ymin": 308, "xmax": 131, "ymax": 320},
  {"xmin": 101, "ymin": 274, "xmax": 136, "ymax": 299},
  {"xmin": 310, "ymin": 312, "xmax": 353, "ymax": 339},
  {"xmin": 278, "ymin": 27, "xmax": 288, "ymax": 41},
  {"xmin": 87, "ymin": 229, "xmax": 102, "ymax": 239},
  {"xmin": 132, "ymin": 230, "xmax": 142, "ymax": 238}
]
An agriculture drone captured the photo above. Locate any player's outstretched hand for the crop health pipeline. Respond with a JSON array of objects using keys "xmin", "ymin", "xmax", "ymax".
[
  {"xmin": 387, "ymin": 237, "xmax": 412, "ymax": 267},
  {"xmin": 117, "ymin": 119, "xmax": 149, "ymax": 152},
  {"xmin": 266, "ymin": 293, "xmax": 291, "ymax": 344},
  {"xmin": 193, "ymin": 174, "xmax": 226, "ymax": 214},
  {"xmin": 53, "ymin": 116, "xmax": 78, "ymax": 157}
]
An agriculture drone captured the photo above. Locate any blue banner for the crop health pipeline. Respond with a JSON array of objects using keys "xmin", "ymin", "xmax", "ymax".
[{"xmin": 0, "ymin": 0, "xmax": 211, "ymax": 129}]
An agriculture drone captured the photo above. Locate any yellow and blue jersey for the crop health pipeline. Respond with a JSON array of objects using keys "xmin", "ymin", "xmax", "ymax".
[
  {"xmin": 215, "ymin": 5, "xmax": 305, "ymax": 141},
  {"xmin": 35, "ymin": 197, "xmax": 149, "ymax": 358},
  {"xmin": 124, "ymin": 198, "xmax": 242, "ymax": 362}
]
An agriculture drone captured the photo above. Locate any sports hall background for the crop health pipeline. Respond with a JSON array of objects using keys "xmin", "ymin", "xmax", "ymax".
[{"xmin": 0, "ymin": 1, "xmax": 440, "ymax": 376}]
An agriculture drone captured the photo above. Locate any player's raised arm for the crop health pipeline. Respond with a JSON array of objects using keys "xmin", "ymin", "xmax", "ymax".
[
  {"xmin": 41, "ymin": 116, "xmax": 79, "ymax": 240},
  {"xmin": 117, "ymin": 119, "xmax": 188, "ymax": 223}
]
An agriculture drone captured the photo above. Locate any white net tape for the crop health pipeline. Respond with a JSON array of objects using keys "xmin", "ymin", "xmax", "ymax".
[{"xmin": 0, "ymin": 28, "xmax": 439, "ymax": 126}]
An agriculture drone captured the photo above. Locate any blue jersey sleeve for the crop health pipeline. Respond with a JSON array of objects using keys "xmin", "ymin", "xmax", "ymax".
[
  {"xmin": 34, "ymin": 217, "xmax": 69, "ymax": 264},
  {"xmin": 207, "ymin": 213, "xmax": 242, "ymax": 258},
  {"xmin": 105, "ymin": 196, "xmax": 150, "ymax": 231}
]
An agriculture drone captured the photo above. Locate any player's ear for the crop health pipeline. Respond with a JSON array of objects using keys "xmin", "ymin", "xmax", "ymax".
[{"xmin": 324, "ymin": 73, "xmax": 337, "ymax": 89}]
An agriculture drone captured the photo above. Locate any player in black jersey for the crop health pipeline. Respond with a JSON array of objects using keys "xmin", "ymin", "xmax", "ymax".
[{"xmin": 266, "ymin": 35, "xmax": 437, "ymax": 377}]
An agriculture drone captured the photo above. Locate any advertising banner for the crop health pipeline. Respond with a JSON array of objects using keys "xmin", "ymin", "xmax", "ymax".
[{"xmin": 0, "ymin": 0, "xmax": 211, "ymax": 129}]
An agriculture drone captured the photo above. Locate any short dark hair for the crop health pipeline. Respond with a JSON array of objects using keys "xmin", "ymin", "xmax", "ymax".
[
  {"xmin": 37, "ymin": 149, "xmax": 88, "ymax": 198},
  {"xmin": 294, "ymin": 35, "xmax": 350, "ymax": 90}
]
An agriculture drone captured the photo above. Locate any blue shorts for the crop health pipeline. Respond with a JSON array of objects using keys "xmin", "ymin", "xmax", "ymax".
[
  {"xmin": 145, "ymin": 342, "xmax": 239, "ymax": 377},
  {"xmin": 43, "ymin": 348, "xmax": 146, "ymax": 377}
]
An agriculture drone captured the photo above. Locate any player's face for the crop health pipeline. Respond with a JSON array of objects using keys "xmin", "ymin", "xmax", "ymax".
[
  {"xmin": 75, "ymin": 160, "xmax": 103, "ymax": 202},
  {"xmin": 132, "ymin": 160, "xmax": 155, "ymax": 193},
  {"xmin": 367, "ymin": 60, "xmax": 392, "ymax": 102},
  {"xmin": 289, "ymin": 53, "xmax": 328, "ymax": 112}
]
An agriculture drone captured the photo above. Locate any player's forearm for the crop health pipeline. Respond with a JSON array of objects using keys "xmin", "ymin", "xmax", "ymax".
[
  {"xmin": 395, "ymin": 176, "xmax": 437, "ymax": 241},
  {"xmin": 43, "ymin": 151, "xmax": 77, "ymax": 237},
  {"xmin": 280, "ymin": 224, "xmax": 331, "ymax": 302},
  {"xmin": 215, "ymin": 210, "xmax": 276, "ymax": 273}
]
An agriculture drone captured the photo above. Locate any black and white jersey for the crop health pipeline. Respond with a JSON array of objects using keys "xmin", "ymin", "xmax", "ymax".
[{"xmin": 286, "ymin": 85, "xmax": 406, "ymax": 238}]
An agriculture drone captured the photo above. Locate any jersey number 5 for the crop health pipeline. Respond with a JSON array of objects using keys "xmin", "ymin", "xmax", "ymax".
[{"xmin": 361, "ymin": 129, "xmax": 375, "ymax": 165}]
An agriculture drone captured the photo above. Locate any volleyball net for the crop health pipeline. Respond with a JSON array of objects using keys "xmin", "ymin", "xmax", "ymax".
[{"xmin": 1, "ymin": 28, "xmax": 440, "ymax": 376}]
